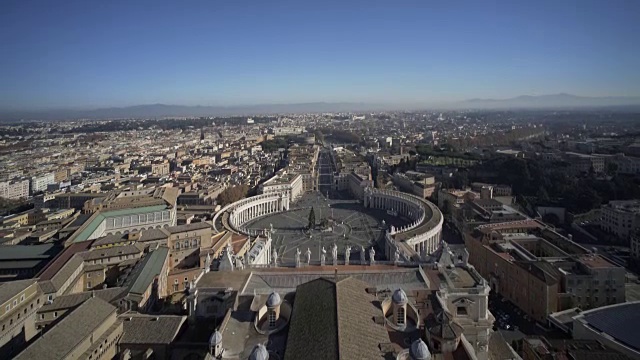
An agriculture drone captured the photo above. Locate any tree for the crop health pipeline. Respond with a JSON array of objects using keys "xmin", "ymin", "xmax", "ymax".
[
  {"xmin": 308, "ymin": 207, "xmax": 316, "ymax": 229},
  {"xmin": 217, "ymin": 185, "xmax": 250, "ymax": 206},
  {"xmin": 606, "ymin": 162, "xmax": 618, "ymax": 176}
]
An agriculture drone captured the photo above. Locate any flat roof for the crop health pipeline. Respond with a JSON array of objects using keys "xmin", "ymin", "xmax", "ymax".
[{"xmin": 0, "ymin": 243, "xmax": 57, "ymax": 260}]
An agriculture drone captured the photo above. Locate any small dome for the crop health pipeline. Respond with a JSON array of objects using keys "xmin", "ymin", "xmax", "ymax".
[
  {"xmin": 410, "ymin": 339, "xmax": 431, "ymax": 360},
  {"xmin": 266, "ymin": 292, "xmax": 281, "ymax": 307},
  {"xmin": 392, "ymin": 289, "xmax": 408, "ymax": 305},
  {"xmin": 209, "ymin": 330, "xmax": 222, "ymax": 346},
  {"xmin": 248, "ymin": 343, "xmax": 269, "ymax": 360}
]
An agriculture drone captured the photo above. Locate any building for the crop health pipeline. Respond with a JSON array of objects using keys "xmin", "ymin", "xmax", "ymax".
[
  {"xmin": 631, "ymin": 230, "xmax": 640, "ymax": 265},
  {"xmin": 393, "ymin": 172, "xmax": 436, "ymax": 199},
  {"xmin": 117, "ymin": 313, "xmax": 187, "ymax": 360},
  {"xmin": 564, "ymin": 152, "xmax": 605, "ymax": 174},
  {"xmin": 0, "ymin": 179, "xmax": 30, "ymax": 200},
  {"xmin": 522, "ymin": 336, "xmax": 635, "ymax": 360},
  {"xmin": 600, "ymin": 200, "xmax": 640, "ymax": 241},
  {"xmin": 119, "ymin": 247, "xmax": 170, "ymax": 312},
  {"xmin": 137, "ymin": 222, "xmax": 213, "ymax": 270},
  {"xmin": 14, "ymin": 297, "xmax": 123, "ymax": 360},
  {"xmin": 0, "ymin": 279, "xmax": 44, "ymax": 358},
  {"xmin": 36, "ymin": 287, "xmax": 127, "ymax": 329},
  {"xmin": 465, "ymin": 220, "xmax": 626, "ymax": 322},
  {"xmin": 191, "ymin": 262, "xmax": 489, "ymax": 359},
  {"xmin": 259, "ymin": 171, "xmax": 303, "ymax": 202},
  {"xmin": 30, "ymin": 173, "xmax": 55, "ymax": 194},
  {"xmin": 0, "ymin": 244, "xmax": 61, "ymax": 282},
  {"xmin": 571, "ymin": 301, "xmax": 640, "ymax": 359}
]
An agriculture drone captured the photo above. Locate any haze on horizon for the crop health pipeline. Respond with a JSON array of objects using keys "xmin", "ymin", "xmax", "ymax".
[{"xmin": 1, "ymin": 0, "xmax": 639, "ymax": 110}]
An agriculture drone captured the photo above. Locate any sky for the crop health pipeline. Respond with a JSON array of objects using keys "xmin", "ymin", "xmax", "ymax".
[{"xmin": 1, "ymin": 0, "xmax": 639, "ymax": 109}]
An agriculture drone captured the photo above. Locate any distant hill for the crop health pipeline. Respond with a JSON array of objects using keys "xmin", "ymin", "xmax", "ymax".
[
  {"xmin": 2, "ymin": 94, "xmax": 640, "ymax": 122},
  {"xmin": 0, "ymin": 102, "xmax": 390, "ymax": 122},
  {"xmin": 459, "ymin": 93, "xmax": 640, "ymax": 109}
]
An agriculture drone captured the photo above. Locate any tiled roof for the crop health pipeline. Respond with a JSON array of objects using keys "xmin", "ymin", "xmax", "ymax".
[
  {"xmin": 166, "ymin": 221, "xmax": 211, "ymax": 234},
  {"xmin": 119, "ymin": 313, "xmax": 186, "ymax": 344},
  {"xmin": 38, "ymin": 287, "xmax": 127, "ymax": 312},
  {"xmin": 78, "ymin": 243, "xmax": 144, "ymax": 261},
  {"xmin": 0, "ymin": 279, "xmax": 37, "ymax": 307},
  {"xmin": 14, "ymin": 297, "xmax": 116, "ymax": 360}
]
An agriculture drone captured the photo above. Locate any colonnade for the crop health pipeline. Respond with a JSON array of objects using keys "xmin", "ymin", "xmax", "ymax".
[
  {"xmin": 364, "ymin": 187, "xmax": 443, "ymax": 261},
  {"xmin": 226, "ymin": 193, "xmax": 290, "ymax": 235}
]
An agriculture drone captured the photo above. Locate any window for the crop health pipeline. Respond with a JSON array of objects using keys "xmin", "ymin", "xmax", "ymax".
[
  {"xmin": 40, "ymin": 314, "xmax": 44, "ymax": 320},
  {"xmin": 87, "ymin": 282, "xmax": 92, "ymax": 289},
  {"xmin": 87, "ymin": 273, "xmax": 91, "ymax": 278},
  {"xmin": 397, "ymin": 307, "xmax": 405, "ymax": 325},
  {"xmin": 268, "ymin": 310, "xmax": 277, "ymax": 328},
  {"xmin": 53, "ymin": 312, "xmax": 57, "ymax": 318},
  {"xmin": 20, "ymin": 295, "xmax": 25, "ymax": 302},
  {"xmin": 5, "ymin": 305, "xmax": 9, "ymax": 312},
  {"xmin": 457, "ymin": 306, "xmax": 468, "ymax": 316},
  {"xmin": 47, "ymin": 295, "xmax": 53, "ymax": 302}
]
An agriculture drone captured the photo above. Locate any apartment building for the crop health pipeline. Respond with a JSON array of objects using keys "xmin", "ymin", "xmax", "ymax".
[
  {"xmin": 600, "ymin": 200, "xmax": 640, "ymax": 240},
  {"xmin": 0, "ymin": 179, "xmax": 30, "ymax": 200},
  {"xmin": 465, "ymin": 220, "xmax": 626, "ymax": 322}
]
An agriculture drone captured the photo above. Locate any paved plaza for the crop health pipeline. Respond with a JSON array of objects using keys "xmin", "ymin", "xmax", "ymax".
[{"xmin": 245, "ymin": 191, "xmax": 410, "ymax": 263}]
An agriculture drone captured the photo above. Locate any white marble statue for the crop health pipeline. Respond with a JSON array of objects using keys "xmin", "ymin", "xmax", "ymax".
[
  {"xmin": 345, "ymin": 246, "xmax": 351, "ymax": 265},
  {"xmin": 306, "ymin": 247, "xmax": 312, "ymax": 264},
  {"xmin": 369, "ymin": 247, "xmax": 376, "ymax": 265},
  {"xmin": 321, "ymin": 246, "xmax": 327, "ymax": 266},
  {"xmin": 205, "ymin": 252, "xmax": 211, "ymax": 273},
  {"xmin": 295, "ymin": 247, "xmax": 302, "ymax": 268},
  {"xmin": 394, "ymin": 248, "xmax": 401, "ymax": 264},
  {"xmin": 360, "ymin": 246, "xmax": 366, "ymax": 263},
  {"xmin": 272, "ymin": 248, "xmax": 278, "ymax": 267},
  {"xmin": 331, "ymin": 243, "xmax": 338, "ymax": 265}
]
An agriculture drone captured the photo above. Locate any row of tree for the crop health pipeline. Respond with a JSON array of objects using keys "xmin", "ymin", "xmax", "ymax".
[{"xmin": 216, "ymin": 184, "xmax": 251, "ymax": 206}]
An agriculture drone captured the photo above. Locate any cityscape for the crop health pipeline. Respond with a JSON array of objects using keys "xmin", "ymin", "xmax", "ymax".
[{"xmin": 1, "ymin": 2, "xmax": 640, "ymax": 360}]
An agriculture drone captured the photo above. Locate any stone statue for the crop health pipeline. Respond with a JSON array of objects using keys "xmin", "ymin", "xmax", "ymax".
[
  {"xmin": 272, "ymin": 248, "xmax": 278, "ymax": 267},
  {"xmin": 345, "ymin": 246, "xmax": 351, "ymax": 266},
  {"xmin": 394, "ymin": 248, "xmax": 401, "ymax": 265},
  {"xmin": 391, "ymin": 225, "xmax": 396, "ymax": 234},
  {"xmin": 321, "ymin": 246, "xmax": 326, "ymax": 266},
  {"xmin": 462, "ymin": 249, "xmax": 470, "ymax": 265},
  {"xmin": 270, "ymin": 223, "xmax": 274, "ymax": 233},
  {"xmin": 360, "ymin": 246, "xmax": 366, "ymax": 264},
  {"xmin": 267, "ymin": 229, "xmax": 272, "ymax": 241},
  {"xmin": 306, "ymin": 247, "xmax": 312, "ymax": 264},
  {"xmin": 369, "ymin": 247, "xmax": 376, "ymax": 265},
  {"xmin": 295, "ymin": 247, "xmax": 302, "ymax": 268},
  {"xmin": 205, "ymin": 252, "xmax": 212, "ymax": 273},
  {"xmin": 331, "ymin": 243, "xmax": 338, "ymax": 266}
]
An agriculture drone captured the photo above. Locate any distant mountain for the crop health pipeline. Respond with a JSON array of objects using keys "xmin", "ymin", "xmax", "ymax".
[
  {"xmin": 459, "ymin": 93, "xmax": 640, "ymax": 109},
  {"xmin": 0, "ymin": 102, "xmax": 392, "ymax": 122}
]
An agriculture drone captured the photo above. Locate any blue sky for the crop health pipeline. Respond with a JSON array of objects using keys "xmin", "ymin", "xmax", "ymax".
[{"xmin": 1, "ymin": 0, "xmax": 639, "ymax": 109}]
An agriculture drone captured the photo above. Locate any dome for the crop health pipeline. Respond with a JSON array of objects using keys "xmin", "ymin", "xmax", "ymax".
[
  {"xmin": 248, "ymin": 343, "xmax": 269, "ymax": 360},
  {"xmin": 392, "ymin": 288, "xmax": 408, "ymax": 305},
  {"xmin": 266, "ymin": 292, "xmax": 281, "ymax": 307},
  {"xmin": 209, "ymin": 330, "xmax": 222, "ymax": 346},
  {"xmin": 410, "ymin": 339, "xmax": 431, "ymax": 360}
]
